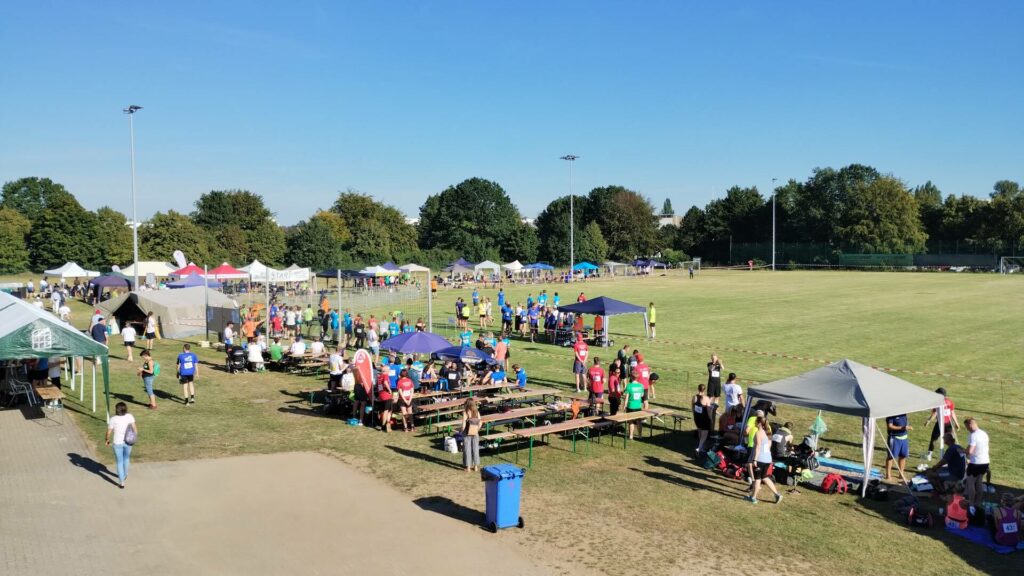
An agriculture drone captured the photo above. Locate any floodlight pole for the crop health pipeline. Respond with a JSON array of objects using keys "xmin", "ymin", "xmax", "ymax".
[
  {"xmin": 771, "ymin": 177, "xmax": 777, "ymax": 271},
  {"xmin": 124, "ymin": 105, "xmax": 143, "ymax": 289},
  {"xmin": 561, "ymin": 155, "xmax": 578, "ymax": 278}
]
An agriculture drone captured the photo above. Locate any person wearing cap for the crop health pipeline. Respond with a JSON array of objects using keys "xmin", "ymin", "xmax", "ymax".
[
  {"xmin": 924, "ymin": 387, "xmax": 960, "ymax": 461},
  {"xmin": 89, "ymin": 309, "xmax": 104, "ymax": 331}
]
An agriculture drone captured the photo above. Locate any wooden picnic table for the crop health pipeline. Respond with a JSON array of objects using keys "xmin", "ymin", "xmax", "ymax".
[
  {"xmin": 32, "ymin": 384, "xmax": 65, "ymax": 424},
  {"xmin": 412, "ymin": 382, "xmax": 506, "ymax": 400},
  {"xmin": 510, "ymin": 416, "xmax": 603, "ymax": 468}
]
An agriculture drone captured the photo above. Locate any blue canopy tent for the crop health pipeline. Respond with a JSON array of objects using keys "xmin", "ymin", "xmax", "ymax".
[
  {"xmin": 557, "ymin": 295, "xmax": 649, "ymax": 344},
  {"xmin": 167, "ymin": 272, "xmax": 222, "ymax": 289},
  {"xmin": 442, "ymin": 258, "xmax": 476, "ymax": 274},
  {"xmin": 572, "ymin": 262, "xmax": 598, "ymax": 271},
  {"xmin": 380, "ymin": 331, "xmax": 451, "ymax": 354},
  {"xmin": 432, "ymin": 345, "xmax": 499, "ymax": 365},
  {"xmin": 525, "ymin": 262, "xmax": 554, "ymax": 270}
]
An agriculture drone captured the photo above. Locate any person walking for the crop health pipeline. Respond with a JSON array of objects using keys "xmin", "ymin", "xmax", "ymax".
[
  {"xmin": 884, "ymin": 413, "xmax": 912, "ymax": 482},
  {"xmin": 144, "ymin": 312, "xmax": 158, "ymax": 350},
  {"xmin": 924, "ymin": 387, "xmax": 960, "ymax": 461},
  {"xmin": 138, "ymin": 350, "xmax": 158, "ymax": 409},
  {"xmin": 177, "ymin": 343, "xmax": 199, "ymax": 405},
  {"xmin": 748, "ymin": 416, "xmax": 782, "ymax": 504},
  {"xmin": 647, "ymin": 302, "xmax": 656, "ymax": 339},
  {"xmin": 964, "ymin": 417, "xmax": 990, "ymax": 509},
  {"xmin": 692, "ymin": 384, "xmax": 713, "ymax": 454},
  {"xmin": 105, "ymin": 402, "xmax": 137, "ymax": 489},
  {"xmin": 120, "ymin": 321, "xmax": 137, "ymax": 362},
  {"xmin": 462, "ymin": 398, "xmax": 482, "ymax": 472}
]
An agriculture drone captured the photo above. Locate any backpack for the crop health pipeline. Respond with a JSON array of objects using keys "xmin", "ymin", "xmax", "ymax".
[
  {"xmin": 152, "ymin": 362, "xmax": 161, "ymax": 376},
  {"xmin": 894, "ymin": 495, "xmax": 933, "ymax": 528},
  {"xmin": 701, "ymin": 450, "xmax": 723, "ymax": 470},
  {"xmin": 724, "ymin": 463, "xmax": 746, "ymax": 481},
  {"xmin": 821, "ymin": 473, "xmax": 848, "ymax": 495}
]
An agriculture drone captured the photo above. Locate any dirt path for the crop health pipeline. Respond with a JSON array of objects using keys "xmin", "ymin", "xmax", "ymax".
[{"xmin": 0, "ymin": 409, "xmax": 550, "ymax": 575}]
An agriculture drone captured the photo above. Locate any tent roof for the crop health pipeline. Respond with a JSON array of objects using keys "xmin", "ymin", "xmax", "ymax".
[
  {"xmin": 89, "ymin": 271, "xmax": 134, "ymax": 288},
  {"xmin": 0, "ymin": 291, "xmax": 108, "ymax": 359},
  {"xmin": 572, "ymin": 262, "xmax": 598, "ymax": 271},
  {"xmin": 170, "ymin": 263, "xmax": 205, "ymax": 277},
  {"xmin": 380, "ymin": 261, "xmax": 401, "ymax": 271},
  {"xmin": 502, "ymin": 260, "xmax": 523, "ymax": 271},
  {"xmin": 452, "ymin": 258, "xmax": 474, "ymax": 267},
  {"xmin": 747, "ymin": 359, "xmax": 943, "ymax": 419},
  {"xmin": 399, "ymin": 263, "xmax": 430, "ymax": 273},
  {"xmin": 43, "ymin": 262, "xmax": 100, "ymax": 278},
  {"xmin": 208, "ymin": 263, "xmax": 247, "ymax": 279},
  {"xmin": 474, "ymin": 260, "xmax": 500, "ymax": 272},
  {"xmin": 167, "ymin": 273, "xmax": 223, "ymax": 289},
  {"xmin": 603, "ymin": 261, "xmax": 628, "ymax": 268},
  {"xmin": 360, "ymin": 265, "xmax": 389, "ymax": 276},
  {"xmin": 525, "ymin": 262, "xmax": 554, "ymax": 270},
  {"xmin": 443, "ymin": 263, "xmax": 474, "ymax": 274},
  {"xmin": 316, "ymin": 269, "xmax": 368, "ymax": 279},
  {"xmin": 117, "ymin": 261, "xmax": 176, "ymax": 278},
  {"xmin": 557, "ymin": 296, "xmax": 646, "ymax": 316}
]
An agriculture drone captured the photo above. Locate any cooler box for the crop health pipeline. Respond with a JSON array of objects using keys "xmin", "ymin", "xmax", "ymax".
[{"xmin": 481, "ymin": 464, "xmax": 525, "ymax": 532}]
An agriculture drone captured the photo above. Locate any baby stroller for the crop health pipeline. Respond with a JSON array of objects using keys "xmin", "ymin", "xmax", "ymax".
[{"xmin": 226, "ymin": 346, "xmax": 247, "ymax": 374}]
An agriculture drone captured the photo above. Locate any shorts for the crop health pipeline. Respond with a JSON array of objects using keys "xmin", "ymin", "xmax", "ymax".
[
  {"xmin": 479, "ymin": 314, "xmax": 486, "ymax": 319},
  {"xmin": 888, "ymin": 436, "xmax": 909, "ymax": 458},
  {"xmin": 179, "ymin": 374, "xmax": 194, "ymax": 384},
  {"xmin": 124, "ymin": 340, "xmax": 135, "ymax": 348},
  {"xmin": 649, "ymin": 322, "xmax": 656, "ymax": 328},
  {"xmin": 589, "ymin": 392, "xmax": 605, "ymax": 400},
  {"xmin": 146, "ymin": 332, "xmax": 157, "ymax": 340},
  {"xmin": 49, "ymin": 376, "xmax": 61, "ymax": 388},
  {"xmin": 641, "ymin": 389, "xmax": 649, "ymax": 402},
  {"xmin": 354, "ymin": 386, "xmax": 369, "ymax": 402},
  {"xmin": 328, "ymin": 373, "xmax": 342, "ymax": 387},
  {"xmin": 398, "ymin": 400, "xmax": 413, "ymax": 411},
  {"xmin": 142, "ymin": 376, "xmax": 154, "ymax": 396},
  {"xmin": 966, "ymin": 463, "xmax": 989, "ymax": 477},
  {"xmin": 626, "ymin": 406, "xmax": 641, "ymax": 413},
  {"xmin": 745, "ymin": 447, "xmax": 757, "ymax": 464},
  {"xmin": 374, "ymin": 400, "xmax": 391, "ymax": 412},
  {"xmin": 573, "ymin": 360, "xmax": 586, "ymax": 374},
  {"xmin": 707, "ymin": 380, "xmax": 721, "ymax": 398},
  {"xmin": 754, "ymin": 461, "xmax": 772, "ymax": 480},
  {"xmin": 31, "ymin": 369, "xmax": 47, "ymax": 382}
]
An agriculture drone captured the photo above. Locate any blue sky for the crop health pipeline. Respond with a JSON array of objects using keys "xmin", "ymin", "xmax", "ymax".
[{"xmin": 1, "ymin": 1, "xmax": 1021, "ymax": 224}]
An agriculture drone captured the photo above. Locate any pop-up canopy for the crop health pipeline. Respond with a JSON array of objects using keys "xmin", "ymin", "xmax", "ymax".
[
  {"xmin": 557, "ymin": 296, "xmax": 649, "ymax": 341},
  {"xmin": 208, "ymin": 263, "xmax": 248, "ymax": 280},
  {"xmin": 43, "ymin": 262, "xmax": 100, "ymax": 279},
  {"xmin": 745, "ymin": 359, "xmax": 944, "ymax": 495}
]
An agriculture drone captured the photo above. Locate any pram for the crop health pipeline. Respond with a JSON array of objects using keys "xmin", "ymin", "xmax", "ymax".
[{"xmin": 226, "ymin": 347, "xmax": 246, "ymax": 373}]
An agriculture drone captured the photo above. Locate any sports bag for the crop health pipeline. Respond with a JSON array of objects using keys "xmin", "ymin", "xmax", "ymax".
[
  {"xmin": 821, "ymin": 473, "xmax": 848, "ymax": 495},
  {"xmin": 124, "ymin": 425, "xmax": 137, "ymax": 446},
  {"xmin": 701, "ymin": 450, "xmax": 723, "ymax": 470},
  {"xmin": 724, "ymin": 463, "xmax": 746, "ymax": 480},
  {"xmin": 152, "ymin": 362, "xmax": 161, "ymax": 376}
]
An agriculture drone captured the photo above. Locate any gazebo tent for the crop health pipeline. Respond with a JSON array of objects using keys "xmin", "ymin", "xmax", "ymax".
[
  {"xmin": 241, "ymin": 260, "xmax": 286, "ymax": 283},
  {"xmin": 572, "ymin": 262, "xmax": 598, "ymax": 272},
  {"xmin": 380, "ymin": 261, "xmax": 401, "ymax": 272},
  {"xmin": 117, "ymin": 261, "xmax": 176, "ymax": 278},
  {"xmin": 167, "ymin": 273, "xmax": 222, "ymax": 289},
  {"xmin": 502, "ymin": 260, "xmax": 524, "ymax": 272},
  {"xmin": 474, "ymin": 260, "xmax": 501, "ymax": 274},
  {"xmin": 99, "ymin": 286, "xmax": 239, "ymax": 339},
  {"xmin": 281, "ymin": 264, "xmax": 311, "ymax": 282},
  {"xmin": 43, "ymin": 262, "xmax": 100, "ymax": 279},
  {"xmin": 208, "ymin": 263, "xmax": 248, "ymax": 280},
  {"xmin": 744, "ymin": 359, "xmax": 944, "ymax": 496},
  {"xmin": 557, "ymin": 296, "xmax": 649, "ymax": 341},
  {"xmin": 443, "ymin": 263, "xmax": 474, "ymax": 275},
  {"xmin": 603, "ymin": 261, "xmax": 630, "ymax": 276},
  {"xmin": 170, "ymin": 263, "xmax": 206, "ymax": 278},
  {"xmin": 0, "ymin": 291, "xmax": 111, "ymax": 417},
  {"xmin": 399, "ymin": 263, "xmax": 430, "ymax": 273}
]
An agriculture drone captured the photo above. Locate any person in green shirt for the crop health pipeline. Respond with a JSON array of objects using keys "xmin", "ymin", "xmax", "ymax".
[
  {"xmin": 624, "ymin": 379, "xmax": 645, "ymax": 439},
  {"xmin": 647, "ymin": 302, "xmax": 656, "ymax": 339},
  {"xmin": 302, "ymin": 305, "xmax": 315, "ymax": 336},
  {"xmin": 268, "ymin": 337, "xmax": 284, "ymax": 368},
  {"xmin": 744, "ymin": 409, "xmax": 765, "ymax": 478}
]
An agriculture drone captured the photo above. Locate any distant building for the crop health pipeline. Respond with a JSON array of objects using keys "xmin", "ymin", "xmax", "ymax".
[
  {"xmin": 406, "ymin": 217, "xmax": 420, "ymax": 226},
  {"xmin": 521, "ymin": 217, "xmax": 536, "ymax": 227},
  {"xmin": 658, "ymin": 215, "xmax": 682, "ymax": 228}
]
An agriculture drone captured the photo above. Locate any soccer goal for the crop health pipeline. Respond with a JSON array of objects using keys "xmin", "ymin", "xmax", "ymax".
[
  {"xmin": 681, "ymin": 258, "xmax": 701, "ymax": 275},
  {"xmin": 999, "ymin": 256, "xmax": 1024, "ymax": 274}
]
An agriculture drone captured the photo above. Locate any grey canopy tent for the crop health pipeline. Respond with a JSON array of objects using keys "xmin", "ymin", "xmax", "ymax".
[
  {"xmin": 744, "ymin": 359, "xmax": 944, "ymax": 496},
  {"xmin": 99, "ymin": 287, "xmax": 239, "ymax": 339},
  {"xmin": 0, "ymin": 291, "xmax": 111, "ymax": 418}
]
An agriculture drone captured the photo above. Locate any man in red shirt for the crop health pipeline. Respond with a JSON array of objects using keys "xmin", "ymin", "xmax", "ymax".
[
  {"xmin": 587, "ymin": 357, "xmax": 606, "ymax": 416},
  {"xmin": 375, "ymin": 369, "xmax": 393, "ymax": 432},
  {"xmin": 572, "ymin": 336, "xmax": 589, "ymax": 393},
  {"xmin": 634, "ymin": 354, "xmax": 651, "ymax": 410},
  {"xmin": 577, "ymin": 292, "xmax": 586, "ymax": 303},
  {"xmin": 607, "ymin": 359, "xmax": 623, "ymax": 415},
  {"xmin": 396, "ymin": 370, "xmax": 416, "ymax": 432}
]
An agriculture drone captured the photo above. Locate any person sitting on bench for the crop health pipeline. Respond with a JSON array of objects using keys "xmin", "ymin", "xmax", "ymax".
[{"xmin": 925, "ymin": 431, "xmax": 966, "ymax": 495}]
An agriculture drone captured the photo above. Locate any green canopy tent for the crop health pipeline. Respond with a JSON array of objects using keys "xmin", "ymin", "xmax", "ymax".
[{"xmin": 0, "ymin": 291, "xmax": 112, "ymax": 419}]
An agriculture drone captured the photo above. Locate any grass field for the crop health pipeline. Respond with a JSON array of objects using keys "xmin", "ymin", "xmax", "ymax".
[{"xmin": 6, "ymin": 270, "xmax": 1022, "ymax": 575}]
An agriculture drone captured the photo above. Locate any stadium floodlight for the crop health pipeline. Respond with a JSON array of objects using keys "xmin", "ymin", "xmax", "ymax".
[
  {"xmin": 124, "ymin": 105, "xmax": 143, "ymax": 289},
  {"xmin": 560, "ymin": 155, "xmax": 579, "ymax": 276},
  {"xmin": 772, "ymin": 177, "xmax": 777, "ymax": 271}
]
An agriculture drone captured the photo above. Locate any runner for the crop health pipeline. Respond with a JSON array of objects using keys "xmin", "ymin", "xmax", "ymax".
[
  {"xmin": 647, "ymin": 301, "xmax": 656, "ymax": 339},
  {"xmin": 587, "ymin": 357, "xmax": 605, "ymax": 416},
  {"xmin": 634, "ymin": 354, "xmax": 651, "ymax": 410},
  {"xmin": 176, "ymin": 343, "xmax": 199, "ymax": 405},
  {"xmin": 964, "ymin": 417, "xmax": 990, "ymax": 509},
  {"xmin": 692, "ymin": 384, "xmax": 712, "ymax": 453},
  {"xmin": 924, "ymin": 387, "xmax": 961, "ymax": 461},
  {"xmin": 623, "ymin": 377, "xmax": 645, "ymax": 440},
  {"xmin": 144, "ymin": 311, "xmax": 158, "ymax": 350},
  {"xmin": 396, "ymin": 370, "xmax": 416, "ymax": 432},
  {"xmin": 608, "ymin": 359, "xmax": 623, "ymax": 415},
  {"xmin": 706, "ymin": 353, "xmax": 724, "ymax": 427},
  {"xmin": 572, "ymin": 335, "xmax": 589, "ymax": 393},
  {"xmin": 375, "ymin": 367, "xmax": 393, "ymax": 432}
]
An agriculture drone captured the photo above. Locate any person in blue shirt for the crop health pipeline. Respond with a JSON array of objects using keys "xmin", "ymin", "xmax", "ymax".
[
  {"xmin": 497, "ymin": 289, "xmax": 505, "ymax": 308},
  {"xmin": 343, "ymin": 311, "xmax": 353, "ymax": 347},
  {"xmin": 330, "ymin": 310, "xmax": 340, "ymax": 345},
  {"xmin": 389, "ymin": 318, "xmax": 400, "ymax": 337},
  {"xmin": 176, "ymin": 343, "xmax": 199, "ymax": 405},
  {"xmin": 527, "ymin": 305, "xmax": 540, "ymax": 342},
  {"xmin": 885, "ymin": 413, "xmax": 912, "ymax": 481},
  {"xmin": 471, "ymin": 289, "xmax": 479, "ymax": 306},
  {"xmin": 491, "ymin": 366, "xmax": 506, "ymax": 387},
  {"xmin": 460, "ymin": 328, "xmax": 473, "ymax": 347},
  {"xmin": 553, "ymin": 292, "xmax": 560, "ymax": 308},
  {"xmin": 269, "ymin": 304, "xmax": 279, "ymax": 322},
  {"xmin": 526, "ymin": 294, "xmax": 534, "ymax": 309},
  {"xmin": 388, "ymin": 356, "xmax": 401, "ymax": 390},
  {"xmin": 513, "ymin": 364, "xmax": 527, "ymax": 389},
  {"xmin": 501, "ymin": 304, "xmax": 513, "ymax": 333},
  {"xmin": 538, "ymin": 290, "xmax": 548, "ymax": 306}
]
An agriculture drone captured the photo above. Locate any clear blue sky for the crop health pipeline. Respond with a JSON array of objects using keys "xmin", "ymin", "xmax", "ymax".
[{"xmin": 2, "ymin": 1, "xmax": 1021, "ymax": 225}]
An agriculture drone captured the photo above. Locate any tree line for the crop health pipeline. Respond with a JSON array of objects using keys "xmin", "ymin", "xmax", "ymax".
[{"xmin": 0, "ymin": 165, "xmax": 1020, "ymax": 275}]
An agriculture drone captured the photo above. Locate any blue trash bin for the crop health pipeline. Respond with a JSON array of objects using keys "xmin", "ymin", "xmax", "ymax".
[{"xmin": 481, "ymin": 464, "xmax": 525, "ymax": 532}]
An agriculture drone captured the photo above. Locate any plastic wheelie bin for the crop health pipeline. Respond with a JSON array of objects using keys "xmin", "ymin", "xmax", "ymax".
[{"xmin": 480, "ymin": 463, "xmax": 525, "ymax": 532}]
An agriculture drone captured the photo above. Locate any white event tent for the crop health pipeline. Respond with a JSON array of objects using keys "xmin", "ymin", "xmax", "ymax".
[
  {"xmin": 116, "ymin": 261, "xmax": 176, "ymax": 278},
  {"xmin": 43, "ymin": 262, "xmax": 100, "ymax": 279}
]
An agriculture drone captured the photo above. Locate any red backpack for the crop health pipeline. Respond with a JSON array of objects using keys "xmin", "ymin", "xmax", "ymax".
[{"xmin": 821, "ymin": 473, "xmax": 848, "ymax": 495}]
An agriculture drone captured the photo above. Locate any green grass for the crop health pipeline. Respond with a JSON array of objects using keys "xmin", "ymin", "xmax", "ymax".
[{"xmin": 9, "ymin": 270, "xmax": 1023, "ymax": 576}]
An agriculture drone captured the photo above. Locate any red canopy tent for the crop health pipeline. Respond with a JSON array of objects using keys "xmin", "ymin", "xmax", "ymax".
[
  {"xmin": 170, "ymin": 263, "xmax": 205, "ymax": 278},
  {"xmin": 208, "ymin": 263, "xmax": 247, "ymax": 280}
]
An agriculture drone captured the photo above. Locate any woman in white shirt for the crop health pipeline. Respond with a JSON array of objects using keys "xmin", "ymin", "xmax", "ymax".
[
  {"xmin": 367, "ymin": 328, "xmax": 380, "ymax": 362},
  {"xmin": 247, "ymin": 342, "xmax": 265, "ymax": 371},
  {"xmin": 105, "ymin": 402, "xmax": 137, "ymax": 489}
]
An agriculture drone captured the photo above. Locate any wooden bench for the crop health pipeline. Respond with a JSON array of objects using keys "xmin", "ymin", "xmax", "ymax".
[
  {"xmin": 510, "ymin": 416, "xmax": 604, "ymax": 467},
  {"xmin": 33, "ymin": 384, "xmax": 65, "ymax": 424}
]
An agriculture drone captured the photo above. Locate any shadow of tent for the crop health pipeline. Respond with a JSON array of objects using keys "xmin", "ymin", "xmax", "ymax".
[
  {"xmin": 628, "ymin": 467, "xmax": 741, "ymax": 500},
  {"xmin": 413, "ymin": 495, "xmax": 488, "ymax": 530}
]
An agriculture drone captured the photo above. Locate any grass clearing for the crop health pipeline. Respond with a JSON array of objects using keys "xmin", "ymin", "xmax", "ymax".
[{"xmin": 8, "ymin": 270, "xmax": 1022, "ymax": 575}]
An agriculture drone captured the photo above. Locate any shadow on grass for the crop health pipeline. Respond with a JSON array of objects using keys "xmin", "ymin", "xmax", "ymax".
[
  {"xmin": 629, "ymin": 467, "xmax": 742, "ymax": 500},
  {"xmin": 276, "ymin": 405, "xmax": 336, "ymax": 420},
  {"xmin": 112, "ymin": 392, "xmax": 149, "ymax": 408},
  {"xmin": 386, "ymin": 444, "xmax": 465, "ymax": 470},
  {"xmin": 413, "ymin": 495, "xmax": 488, "ymax": 529},
  {"xmin": 67, "ymin": 452, "xmax": 119, "ymax": 487},
  {"xmin": 153, "ymin": 389, "xmax": 186, "ymax": 404}
]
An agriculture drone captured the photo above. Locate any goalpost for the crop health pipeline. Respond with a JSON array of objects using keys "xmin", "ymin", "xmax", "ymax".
[
  {"xmin": 999, "ymin": 256, "xmax": 1024, "ymax": 274},
  {"xmin": 680, "ymin": 258, "xmax": 701, "ymax": 275}
]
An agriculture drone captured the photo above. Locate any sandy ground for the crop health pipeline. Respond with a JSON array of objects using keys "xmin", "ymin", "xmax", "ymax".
[{"xmin": 0, "ymin": 408, "xmax": 551, "ymax": 576}]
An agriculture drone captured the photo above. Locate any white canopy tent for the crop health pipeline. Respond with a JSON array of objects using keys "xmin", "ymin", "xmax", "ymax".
[
  {"xmin": 399, "ymin": 263, "xmax": 430, "ymax": 273},
  {"xmin": 116, "ymin": 261, "xmax": 176, "ymax": 278},
  {"xmin": 43, "ymin": 262, "xmax": 100, "ymax": 279},
  {"xmin": 359, "ymin": 265, "xmax": 389, "ymax": 277},
  {"xmin": 280, "ymin": 264, "xmax": 311, "ymax": 282},
  {"xmin": 474, "ymin": 260, "xmax": 501, "ymax": 275},
  {"xmin": 502, "ymin": 260, "xmax": 524, "ymax": 274},
  {"xmin": 241, "ymin": 260, "xmax": 287, "ymax": 282},
  {"xmin": 744, "ymin": 359, "xmax": 944, "ymax": 496},
  {"xmin": 603, "ymin": 261, "xmax": 630, "ymax": 276}
]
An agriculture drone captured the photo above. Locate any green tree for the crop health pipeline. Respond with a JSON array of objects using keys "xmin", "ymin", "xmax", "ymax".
[
  {"xmin": 535, "ymin": 195, "xmax": 590, "ymax": 264},
  {"xmin": 0, "ymin": 208, "xmax": 31, "ymax": 273},
  {"xmin": 938, "ymin": 194, "xmax": 989, "ymax": 253},
  {"xmin": 834, "ymin": 176, "xmax": 926, "ymax": 253},
  {"xmin": 576, "ymin": 221, "xmax": 609, "ymax": 263},
  {"xmin": 331, "ymin": 191, "xmax": 417, "ymax": 265},
  {"xmin": 675, "ymin": 206, "xmax": 706, "ymax": 254},
  {"xmin": 585, "ymin": 186, "xmax": 659, "ymax": 260},
  {"xmin": 991, "ymin": 180, "xmax": 1021, "ymax": 199},
  {"xmin": 418, "ymin": 178, "xmax": 527, "ymax": 262},
  {"xmin": 27, "ymin": 193, "xmax": 101, "ymax": 270},
  {"xmin": 979, "ymin": 191, "xmax": 1024, "ymax": 254},
  {"xmin": 191, "ymin": 190, "xmax": 285, "ymax": 264},
  {"xmin": 286, "ymin": 216, "xmax": 345, "ymax": 270},
  {"xmin": 504, "ymin": 222, "xmax": 539, "ymax": 263},
  {"xmin": 247, "ymin": 219, "xmax": 287, "ymax": 265},
  {"xmin": 141, "ymin": 211, "xmax": 211, "ymax": 265},
  {"xmin": 661, "ymin": 198, "xmax": 674, "ymax": 216},
  {"xmin": 1, "ymin": 177, "xmax": 74, "ymax": 224},
  {"xmin": 94, "ymin": 206, "xmax": 134, "ymax": 266},
  {"xmin": 789, "ymin": 164, "xmax": 882, "ymax": 245},
  {"xmin": 208, "ymin": 224, "xmax": 249, "ymax": 265},
  {"xmin": 912, "ymin": 182, "xmax": 944, "ymax": 250}
]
